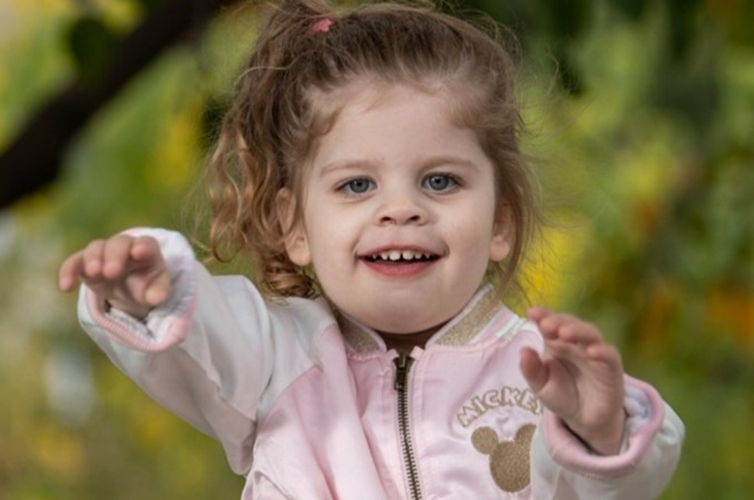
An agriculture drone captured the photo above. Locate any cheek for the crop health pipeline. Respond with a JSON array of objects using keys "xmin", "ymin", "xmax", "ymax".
[
  {"xmin": 453, "ymin": 219, "xmax": 495, "ymax": 261},
  {"xmin": 451, "ymin": 207, "xmax": 500, "ymax": 265},
  {"xmin": 305, "ymin": 210, "xmax": 353, "ymax": 264},
  {"xmin": 450, "ymin": 199, "xmax": 496, "ymax": 238}
]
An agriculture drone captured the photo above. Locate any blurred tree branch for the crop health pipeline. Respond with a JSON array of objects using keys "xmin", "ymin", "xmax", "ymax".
[
  {"xmin": 1, "ymin": 0, "xmax": 744, "ymax": 210},
  {"xmin": 0, "ymin": 0, "xmax": 242, "ymax": 210}
]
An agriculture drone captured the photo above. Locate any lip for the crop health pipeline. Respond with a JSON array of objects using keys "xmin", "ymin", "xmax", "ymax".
[
  {"xmin": 359, "ymin": 244, "xmax": 442, "ymax": 258},
  {"xmin": 360, "ymin": 257, "xmax": 437, "ymax": 277},
  {"xmin": 358, "ymin": 244, "xmax": 442, "ymax": 278}
]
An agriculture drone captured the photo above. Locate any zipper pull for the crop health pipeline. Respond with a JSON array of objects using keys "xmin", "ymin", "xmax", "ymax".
[{"xmin": 394, "ymin": 353, "xmax": 413, "ymax": 391}]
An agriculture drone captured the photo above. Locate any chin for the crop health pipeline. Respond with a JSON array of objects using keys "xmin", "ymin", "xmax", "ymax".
[
  {"xmin": 330, "ymin": 291, "xmax": 460, "ymax": 335},
  {"xmin": 365, "ymin": 308, "xmax": 453, "ymax": 336}
]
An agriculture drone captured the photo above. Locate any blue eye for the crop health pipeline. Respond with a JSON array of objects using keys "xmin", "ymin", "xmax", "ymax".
[
  {"xmin": 423, "ymin": 174, "xmax": 457, "ymax": 192},
  {"xmin": 340, "ymin": 178, "xmax": 375, "ymax": 194}
]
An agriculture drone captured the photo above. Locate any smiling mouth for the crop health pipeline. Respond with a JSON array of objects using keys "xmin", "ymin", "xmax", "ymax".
[{"xmin": 362, "ymin": 249, "xmax": 439, "ymax": 263}]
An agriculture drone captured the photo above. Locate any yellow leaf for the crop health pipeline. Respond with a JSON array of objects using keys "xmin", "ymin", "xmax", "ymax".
[
  {"xmin": 33, "ymin": 424, "xmax": 85, "ymax": 478},
  {"xmin": 151, "ymin": 100, "xmax": 202, "ymax": 191}
]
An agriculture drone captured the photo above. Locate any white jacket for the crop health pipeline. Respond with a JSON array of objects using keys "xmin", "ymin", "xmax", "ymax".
[{"xmin": 78, "ymin": 228, "xmax": 685, "ymax": 499}]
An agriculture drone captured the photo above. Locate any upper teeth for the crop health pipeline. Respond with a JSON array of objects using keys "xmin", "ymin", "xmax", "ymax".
[{"xmin": 372, "ymin": 250, "xmax": 432, "ymax": 261}]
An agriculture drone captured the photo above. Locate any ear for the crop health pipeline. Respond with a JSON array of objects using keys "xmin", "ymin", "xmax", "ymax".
[
  {"xmin": 276, "ymin": 188, "xmax": 311, "ymax": 267},
  {"xmin": 489, "ymin": 204, "xmax": 514, "ymax": 262}
]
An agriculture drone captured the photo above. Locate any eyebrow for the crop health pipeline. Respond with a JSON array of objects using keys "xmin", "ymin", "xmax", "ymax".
[
  {"xmin": 319, "ymin": 159, "xmax": 378, "ymax": 178},
  {"xmin": 319, "ymin": 155, "xmax": 480, "ymax": 177},
  {"xmin": 422, "ymin": 155, "xmax": 480, "ymax": 171}
]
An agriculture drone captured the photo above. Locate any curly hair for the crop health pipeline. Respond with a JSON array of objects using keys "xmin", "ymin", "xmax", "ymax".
[{"xmin": 205, "ymin": 0, "xmax": 539, "ymax": 298}]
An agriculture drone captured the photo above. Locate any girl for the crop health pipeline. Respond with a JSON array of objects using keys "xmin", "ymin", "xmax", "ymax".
[{"xmin": 58, "ymin": 0, "xmax": 684, "ymax": 498}]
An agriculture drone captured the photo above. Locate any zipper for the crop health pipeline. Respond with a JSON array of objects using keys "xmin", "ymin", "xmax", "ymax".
[{"xmin": 394, "ymin": 352, "xmax": 423, "ymax": 500}]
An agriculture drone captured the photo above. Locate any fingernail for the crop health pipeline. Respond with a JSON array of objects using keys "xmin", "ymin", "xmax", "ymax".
[{"xmin": 146, "ymin": 288, "xmax": 165, "ymax": 306}]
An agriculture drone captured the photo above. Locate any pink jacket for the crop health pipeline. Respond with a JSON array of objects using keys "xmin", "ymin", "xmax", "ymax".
[{"xmin": 78, "ymin": 229, "xmax": 684, "ymax": 499}]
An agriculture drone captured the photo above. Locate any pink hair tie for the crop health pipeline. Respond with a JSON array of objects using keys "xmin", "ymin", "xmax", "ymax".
[{"xmin": 309, "ymin": 18, "xmax": 333, "ymax": 35}]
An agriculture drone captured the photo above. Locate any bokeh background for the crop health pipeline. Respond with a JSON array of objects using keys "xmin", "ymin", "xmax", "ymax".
[{"xmin": 1, "ymin": 0, "xmax": 753, "ymax": 498}]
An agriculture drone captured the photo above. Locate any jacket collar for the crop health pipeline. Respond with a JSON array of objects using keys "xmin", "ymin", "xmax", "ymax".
[{"xmin": 336, "ymin": 285, "xmax": 509, "ymax": 353}]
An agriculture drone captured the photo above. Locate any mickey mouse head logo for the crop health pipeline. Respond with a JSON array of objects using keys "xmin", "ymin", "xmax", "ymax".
[{"xmin": 471, "ymin": 423, "xmax": 536, "ymax": 493}]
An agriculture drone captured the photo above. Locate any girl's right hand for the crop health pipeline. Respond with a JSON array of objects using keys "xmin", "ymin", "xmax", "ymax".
[{"xmin": 58, "ymin": 234, "xmax": 171, "ymax": 319}]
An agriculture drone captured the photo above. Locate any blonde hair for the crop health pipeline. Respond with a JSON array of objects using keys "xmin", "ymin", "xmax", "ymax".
[{"xmin": 205, "ymin": 0, "xmax": 538, "ymax": 298}]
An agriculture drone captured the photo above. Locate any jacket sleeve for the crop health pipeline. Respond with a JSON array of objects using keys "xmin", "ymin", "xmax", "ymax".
[
  {"xmin": 77, "ymin": 228, "xmax": 318, "ymax": 475},
  {"xmin": 530, "ymin": 376, "xmax": 685, "ymax": 499}
]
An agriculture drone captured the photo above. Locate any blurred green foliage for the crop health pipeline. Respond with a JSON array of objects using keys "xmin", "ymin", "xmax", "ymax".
[{"xmin": 1, "ymin": 0, "xmax": 753, "ymax": 498}]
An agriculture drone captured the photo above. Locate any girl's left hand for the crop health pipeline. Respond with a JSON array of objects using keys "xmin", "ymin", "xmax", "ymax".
[{"xmin": 520, "ymin": 307, "xmax": 626, "ymax": 455}]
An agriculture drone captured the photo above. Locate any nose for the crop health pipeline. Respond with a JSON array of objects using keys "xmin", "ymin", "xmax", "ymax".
[{"xmin": 375, "ymin": 191, "xmax": 428, "ymax": 226}]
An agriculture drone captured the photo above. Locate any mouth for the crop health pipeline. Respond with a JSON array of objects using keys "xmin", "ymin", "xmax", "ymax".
[
  {"xmin": 361, "ymin": 249, "xmax": 440, "ymax": 264},
  {"xmin": 358, "ymin": 248, "xmax": 441, "ymax": 277}
]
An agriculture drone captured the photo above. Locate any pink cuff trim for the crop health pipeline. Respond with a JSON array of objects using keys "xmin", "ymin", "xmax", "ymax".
[
  {"xmin": 86, "ymin": 289, "xmax": 194, "ymax": 352},
  {"xmin": 540, "ymin": 375, "xmax": 665, "ymax": 479},
  {"xmin": 83, "ymin": 228, "xmax": 197, "ymax": 352}
]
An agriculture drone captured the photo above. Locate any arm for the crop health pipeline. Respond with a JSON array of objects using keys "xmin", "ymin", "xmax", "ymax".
[
  {"xmin": 59, "ymin": 228, "xmax": 304, "ymax": 474},
  {"xmin": 521, "ymin": 308, "xmax": 684, "ymax": 499},
  {"xmin": 530, "ymin": 379, "xmax": 684, "ymax": 499}
]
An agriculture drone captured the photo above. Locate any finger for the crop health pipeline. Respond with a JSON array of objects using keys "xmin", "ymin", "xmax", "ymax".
[
  {"xmin": 538, "ymin": 314, "xmax": 603, "ymax": 346},
  {"xmin": 527, "ymin": 307, "xmax": 556, "ymax": 338},
  {"xmin": 130, "ymin": 236, "xmax": 163, "ymax": 265},
  {"xmin": 520, "ymin": 346, "xmax": 548, "ymax": 393},
  {"xmin": 586, "ymin": 343, "xmax": 623, "ymax": 371},
  {"xmin": 143, "ymin": 269, "xmax": 171, "ymax": 307},
  {"xmin": 534, "ymin": 312, "xmax": 580, "ymax": 339},
  {"xmin": 102, "ymin": 235, "xmax": 135, "ymax": 279},
  {"xmin": 526, "ymin": 306, "xmax": 551, "ymax": 322},
  {"xmin": 542, "ymin": 336, "xmax": 587, "ymax": 362},
  {"xmin": 130, "ymin": 237, "xmax": 169, "ymax": 306},
  {"xmin": 539, "ymin": 312, "xmax": 580, "ymax": 330},
  {"xmin": 58, "ymin": 251, "xmax": 85, "ymax": 291},
  {"xmin": 558, "ymin": 319, "xmax": 604, "ymax": 345},
  {"xmin": 124, "ymin": 236, "xmax": 169, "ymax": 305},
  {"xmin": 82, "ymin": 239, "xmax": 107, "ymax": 279}
]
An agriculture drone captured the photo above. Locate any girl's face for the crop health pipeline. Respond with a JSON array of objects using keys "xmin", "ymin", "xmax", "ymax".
[{"xmin": 283, "ymin": 83, "xmax": 512, "ymax": 337}]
